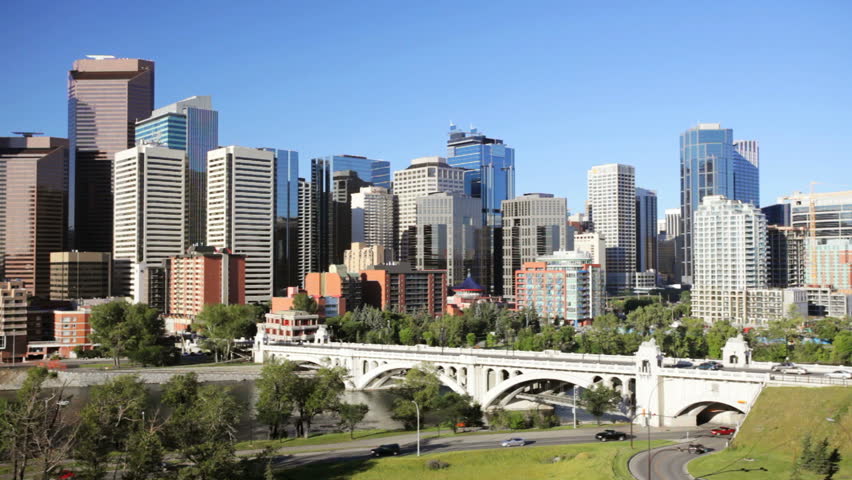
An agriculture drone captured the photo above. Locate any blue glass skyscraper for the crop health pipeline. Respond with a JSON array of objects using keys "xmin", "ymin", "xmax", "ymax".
[
  {"xmin": 446, "ymin": 125, "xmax": 515, "ymax": 228},
  {"xmin": 680, "ymin": 123, "xmax": 760, "ymax": 283},
  {"xmin": 263, "ymin": 148, "xmax": 299, "ymax": 294},
  {"xmin": 135, "ymin": 96, "xmax": 218, "ymax": 246}
]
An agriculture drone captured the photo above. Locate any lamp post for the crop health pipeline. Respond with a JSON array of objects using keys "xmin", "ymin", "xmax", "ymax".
[
  {"xmin": 572, "ymin": 385, "xmax": 578, "ymax": 428},
  {"xmin": 412, "ymin": 400, "xmax": 421, "ymax": 456}
]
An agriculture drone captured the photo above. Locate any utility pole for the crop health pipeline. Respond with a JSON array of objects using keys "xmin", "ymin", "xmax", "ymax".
[
  {"xmin": 412, "ymin": 400, "xmax": 421, "ymax": 456},
  {"xmin": 572, "ymin": 385, "xmax": 578, "ymax": 428}
]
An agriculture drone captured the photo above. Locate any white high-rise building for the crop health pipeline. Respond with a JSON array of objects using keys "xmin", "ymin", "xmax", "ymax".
[
  {"xmin": 207, "ymin": 146, "xmax": 274, "ymax": 303},
  {"xmin": 573, "ymin": 232, "xmax": 607, "ymax": 272},
  {"xmin": 297, "ymin": 178, "xmax": 315, "ymax": 284},
  {"xmin": 665, "ymin": 208, "xmax": 682, "ymax": 238},
  {"xmin": 587, "ymin": 163, "xmax": 636, "ymax": 291},
  {"xmin": 351, "ymin": 186, "xmax": 396, "ymax": 255},
  {"xmin": 692, "ymin": 195, "xmax": 769, "ymax": 323},
  {"xmin": 113, "ymin": 145, "xmax": 186, "ymax": 303},
  {"xmin": 502, "ymin": 193, "xmax": 568, "ymax": 299},
  {"xmin": 392, "ymin": 156, "xmax": 465, "ymax": 260}
]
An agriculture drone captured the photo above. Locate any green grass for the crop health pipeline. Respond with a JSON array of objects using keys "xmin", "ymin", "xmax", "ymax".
[
  {"xmin": 236, "ymin": 423, "xmax": 628, "ymax": 451},
  {"xmin": 688, "ymin": 386, "xmax": 852, "ymax": 480},
  {"xmin": 276, "ymin": 441, "xmax": 671, "ymax": 480}
]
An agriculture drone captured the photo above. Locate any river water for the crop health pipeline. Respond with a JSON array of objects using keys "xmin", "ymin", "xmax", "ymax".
[{"xmin": 0, "ymin": 381, "xmax": 628, "ymax": 441}]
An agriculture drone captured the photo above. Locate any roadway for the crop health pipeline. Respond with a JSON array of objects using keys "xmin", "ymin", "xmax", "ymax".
[
  {"xmin": 257, "ymin": 425, "xmax": 705, "ymax": 470},
  {"xmin": 629, "ymin": 435, "xmax": 728, "ymax": 480}
]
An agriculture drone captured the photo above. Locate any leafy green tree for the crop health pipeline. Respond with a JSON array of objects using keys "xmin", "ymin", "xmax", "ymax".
[
  {"xmin": 195, "ymin": 304, "xmax": 257, "ymax": 362},
  {"xmin": 337, "ymin": 403, "xmax": 369, "ymax": 439},
  {"xmin": 398, "ymin": 327, "xmax": 418, "ymax": 345},
  {"xmin": 89, "ymin": 300, "xmax": 133, "ymax": 367},
  {"xmin": 832, "ymin": 331, "xmax": 852, "ymax": 365},
  {"xmin": 89, "ymin": 301, "xmax": 173, "ymax": 367},
  {"xmin": 391, "ymin": 365, "xmax": 443, "ymax": 429},
  {"xmin": 466, "ymin": 332, "xmax": 477, "ymax": 346},
  {"xmin": 255, "ymin": 361, "xmax": 294, "ymax": 439},
  {"xmin": 162, "ymin": 373, "xmax": 242, "ymax": 479},
  {"xmin": 292, "ymin": 293, "xmax": 318, "ymax": 314},
  {"xmin": 579, "ymin": 384, "xmax": 621, "ymax": 425},
  {"xmin": 706, "ymin": 320, "xmax": 738, "ymax": 359},
  {"xmin": 76, "ymin": 375, "xmax": 148, "ymax": 479},
  {"xmin": 122, "ymin": 427, "xmax": 165, "ymax": 480}
]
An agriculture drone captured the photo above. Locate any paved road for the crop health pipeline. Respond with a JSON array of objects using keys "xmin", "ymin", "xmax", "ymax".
[
  {"xmin": 257, "ymin": 425, "xmax": 704, "ymax": 469},
  {"xmin": 629, "ymin": 435, "xmax": 728, "ymax": 480}
]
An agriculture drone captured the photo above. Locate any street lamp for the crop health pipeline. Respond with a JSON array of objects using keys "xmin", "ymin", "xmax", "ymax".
[{"xmin": 412, "ymin": 400, "xmax": 421, "ymax": 456}]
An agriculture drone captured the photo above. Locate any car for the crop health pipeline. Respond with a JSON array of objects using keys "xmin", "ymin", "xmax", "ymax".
[
  {"xmin": 595, "ymin": 429, "xmax": 627, "ymax": 442},
  {"xmin": 695, "ymin": 362, "xmax": 723, "ymax": 371},
  {"xmin": 370, "ymin": 444, "xmax": 400, "ymax": 457},
  {"xmin": 687, "ymin": 443, "xmax": 707, "ymax": 454},
  {"xmin": 784, "ymin": 366, "xmax": 809, "ymax": 375},
  {"xmin": 771, "ymin": 361, "xmax": 795, "ymax": 372},
  {"xmin": 501, "ymin": 438, "xmax": 526, "ymax": 447},
  {"xmin": 710, "ymin": 426, "xmax": 736, "ymax": 436},
  {"xmin": 670, "ymin": 360, "xmax": 693, "ymax": 369},
  {"xmin": 826, "ymin": 370, "xmax": 852, "ymax": 379}
]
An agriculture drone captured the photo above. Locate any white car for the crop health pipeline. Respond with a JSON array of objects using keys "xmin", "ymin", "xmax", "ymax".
[
  {"xmin": 501, "ymin": 438, "xmax": 526, "ymax": 447},
  {"xmin": 784, "ymin": 366, "xmax": 809, "ymax": 375},
  {"xmin": 825, "ymin": 370, "xmax": 852, "ymax": 379}
]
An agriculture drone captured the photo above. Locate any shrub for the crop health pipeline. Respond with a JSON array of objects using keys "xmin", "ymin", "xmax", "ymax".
[{"xmin": 426, "ymin": 460, "xmax": 449, "ymax": 470}]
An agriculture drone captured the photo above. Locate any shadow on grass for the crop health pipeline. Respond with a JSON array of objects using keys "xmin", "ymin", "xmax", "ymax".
[{"xmin": 276, "ymin": 458, "xmax": 376, "ymax": 480}]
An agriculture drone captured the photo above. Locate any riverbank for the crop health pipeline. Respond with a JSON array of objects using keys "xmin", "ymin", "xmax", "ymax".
[{"xmin": 0, "ymin": 362, "xmax": 262, "ymax": 390}]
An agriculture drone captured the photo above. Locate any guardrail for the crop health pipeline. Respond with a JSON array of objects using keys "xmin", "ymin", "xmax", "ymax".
[{"xmin": 766, "ymin": 373, "xmax": 850, "ymax": 386}]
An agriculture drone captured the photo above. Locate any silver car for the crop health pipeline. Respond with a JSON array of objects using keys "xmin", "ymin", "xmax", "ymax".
[
  {"xmin": 825, "ymin": 370, "xmax": 852, "ymax": 379},
  {"xmin": 784, "ymin": 366, "xmax": 809, "ymax": 375},
  {"xmin": 501, "ymin": 438, "xmax": 526, "ymax": 447}
]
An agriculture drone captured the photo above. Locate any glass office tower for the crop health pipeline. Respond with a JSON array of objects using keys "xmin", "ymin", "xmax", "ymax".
[
  {"xmin": 324, "ymin": 155, "xmax": 390, "ymax": 189},
  {"xmin": 680, "ymin": 123, "xmax": 735, "ymax": 284},
  {"xmin": 263, "ymin": 149, "xmax": 299, "ymax": 294},
  {"xmin": 135, "ymin": 96, "xmax": 218, "ymax": 246},
  {"xmin": 446, "ymin": 125, "xmax": 515, "ymax": 228}
]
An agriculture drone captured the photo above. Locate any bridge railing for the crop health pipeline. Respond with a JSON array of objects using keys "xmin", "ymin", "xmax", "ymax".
[
  {"xmin": 660, "ymin": 368, "xmax": 769, "ymax": 383},
  {"xmin": 766, "ymin": 373, "xmax": 850, "ymax": 386}
]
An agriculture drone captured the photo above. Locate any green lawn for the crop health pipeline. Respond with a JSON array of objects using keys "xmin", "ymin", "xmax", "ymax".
[
  {"xmin": 688, "ymin": 386, "xmax": 852, "ymax": 480},
  {"xmin": 276, "ymin": 441, "xmax": 671, "ymax": 480}
]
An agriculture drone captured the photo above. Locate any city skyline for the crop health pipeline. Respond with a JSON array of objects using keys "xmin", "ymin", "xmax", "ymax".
[{"xmin": 3, "ymin": 2, "xmax": 851, "ymax": 217}]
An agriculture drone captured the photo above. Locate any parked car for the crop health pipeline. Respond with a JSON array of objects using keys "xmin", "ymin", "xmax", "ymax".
[
  {"xmin": 825, "ymin": 370, "xmax": 852, "ymax": 379},
  {"xmin": 784, "ymin": 366, "xmax": 809, "ymax": 375},
  {"xmin": 687, "ymin": 443, "xmax": 707, "ymax": 454},
  {"xmin": 501, "ymin": 438, "xmax": 526, "ymax": 447},
  {"xmin": 670, "ymin": 360, "xmax": 693, "ymax": 369},
  {"xmin": 770, "ymin": 361, "xmax": 795, "ymax": 372},
  {"xmin": 710, "ymin": 426, "xmax": 736, "ymax": 436},
  {"xmin": 696, "ymin": 362, "xmax": 723, "ymax": 371},
  {"xmin": 595, "ymin": 429, "xmax": 627, "ymax": 442},
  {"xmin": 370, "ymin": 444, "xmax": 400, "ymax": 457}
]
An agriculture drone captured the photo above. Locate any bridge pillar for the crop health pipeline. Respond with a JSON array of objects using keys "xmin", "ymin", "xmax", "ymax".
[
  {"xmin": 634, "ymin": 338, "xmax": 664, "ymax": 427},
  {"xmin": 722, "ymin": 334, "xmax": 753, "ymax": 368}
]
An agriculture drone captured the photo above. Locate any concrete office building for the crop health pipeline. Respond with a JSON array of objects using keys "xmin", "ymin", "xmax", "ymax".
[
  {"xmin": 782, "ymin": 190, "xmax": 852, "ymax": 241},
  {"xmin": 587, "ymin": 164, "xmax": 636, "ymax": 292},
  {"xmin": 135, "ymin": 96, "xmax": 218, "ymax": 246},
  {"xmin": 573, "ymin": 232, "xmax": 606, "ymax": 272},
  {"xmin": 49, "ymin": 252, "xmax": 111, "ymax": 300},
  {"xmin": 805, "ymin": 287, "xmax": 852, "ymax": 317},
  {"xmin": 343, "ymin": 242, "xmax": 391, "ymax": 273},
  {"xmin": 701, "ymin": 288, "xmax": 807, "ymax": 327},
  {"xmin": 207, "ymin": 147, "xmax": 274, "ymax": 303},
  {"xmin": 113, "ymin": 145, "xmax": 185, "ymax": 305},
  {"xmin": 351, "ymin": 186, "xmax": 396, "ymax": 255},
  {"xmin": 0, "ymin": 135, "xmax": 68, "ymax": 298},
  {"xmin": 69, "ymin": 56, "xmax": 154, "ymax": 252},
  {"xmin": 297, "ymin": 178, "xmax": 315, "ymax": 284},
  {"xmin": 0, "ymin": 281, "xmax": 28, "ymax": 362},
  {"xmin": 665, "ymin": 208, "xmax": 682, "ymax": 238},
  {"xmin": 514, "ymin": 250, "xmax": 604, "ymax": 326},
  {"xmin": 502, "ymin": 194, "xmax": 568, "ymax": 300},
  {"xmin": 303, "ymin": 264, "xmax": 363, "ymax": 316},
  {"xmin": 393, "ymin": 157, "xmax": 465, "ymax": 260},
  {"xmin": 767, "ymin": 226, "xmax": 806, "ymax": 288},
  {"xmin": 413, "ymin": 192, "xmax": 488, "ymax": 287},
  {"xmin": 636, "ymin": 188, "xmax": 658, "ymax": 273}
]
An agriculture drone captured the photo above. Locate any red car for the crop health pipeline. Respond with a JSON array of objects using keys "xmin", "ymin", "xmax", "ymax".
[{"xmin": 710, "ymin": 427, "xmax": 736, "ymax": 436}]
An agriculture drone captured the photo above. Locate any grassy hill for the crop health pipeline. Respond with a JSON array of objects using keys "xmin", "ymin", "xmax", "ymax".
[{"xmin": 689, "ymin": 386, "xmax": 852, "ymax": 480}]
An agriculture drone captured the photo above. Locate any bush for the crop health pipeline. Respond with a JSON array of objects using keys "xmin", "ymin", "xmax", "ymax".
[{"xmin": 426, "ymin": 460, "xmax": 449, "ymax": 470}]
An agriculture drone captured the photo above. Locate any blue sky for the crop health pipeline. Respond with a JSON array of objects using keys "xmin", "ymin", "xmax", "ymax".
[{"xmin": 3, "ymin": 0, "xmax": 851, "ymax": 215}]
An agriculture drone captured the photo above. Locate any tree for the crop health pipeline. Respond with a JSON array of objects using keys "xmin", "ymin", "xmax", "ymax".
[
  {"xmin": 0, "ymin": 367, "xmax": 78, "ymax": 480},
  {"xmin": 337, "ymin": 403, "xmax": 369, "ymax": 439},
  {"xmin": 391, "ymin": 365, "xmax": 442, "ymax": 430},
  {"xmin": 832, "ymin": 331, "xmax": 852, "ymax": 365},
  {"xmin": 255, "ymin": 361, "xmax": 295, "ymax": 439},
  {"xmin": 705, "ymin": 320, "xmax": 738, "ymax": 359},
  {"xmin": 292, "ymin": 293, "xmax": 318, "ymax": 314},
  {"xmin": 195, "ymin": 304, "xmax": 257, "ymax": 362},
  {"xmin": 89, "ymin": 301, "xmax": 173, "ymax": 367},
  {"xmin": 89, "ymin": 301, "xmax": 133, "ymax": 367},
  {"xmin": 579, "ymin": 384, "xmax": 621, "ymax": 425},
  {"xmin": 122, "ymin": 427, "xmax": 165, "ymax": 480},
  {"xmin": 75, "ymin": 375, "xmax": 148, "ymax": 480},
  {"xmin": 162, "ymin": 373, "xmax": 242, "ymax": 479},
  {"xmin": 466, "ymin": 332, "xmax": 477, "ymax": 347}
]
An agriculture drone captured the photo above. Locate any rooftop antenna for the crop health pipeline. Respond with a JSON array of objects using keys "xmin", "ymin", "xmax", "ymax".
[
  {"xmin": 86, "ymin": 55, "xmax": 116, "ymax": 60},
  {"xmin": 11, "ymin": 132, "xmax": 43, "ymax": 137}
]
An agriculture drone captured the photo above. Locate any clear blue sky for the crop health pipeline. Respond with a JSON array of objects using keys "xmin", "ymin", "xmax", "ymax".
[{"xmin": 3, "ymin": 0, "xmax": 851, "ymax": 215}]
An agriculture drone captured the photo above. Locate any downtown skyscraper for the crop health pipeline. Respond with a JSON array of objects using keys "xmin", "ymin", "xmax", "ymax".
[
  {"xmin": 588, "ymin": 163, "xmax": 636, "ymax": 292},
  {"xmin": 135, "ymin": 95, "xmax": 218, "ymax": 246},
  {"xmin": 69, "ymin": 56, "xmax": 154, "ymax": 252},
  {"xmin": 680, "ymin": 123, "xmax": 759, "ymax": 284}
]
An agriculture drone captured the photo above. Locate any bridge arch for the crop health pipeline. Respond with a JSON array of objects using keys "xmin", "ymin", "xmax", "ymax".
[
  {"xmin": 480, "ymin": 371, "xmax": 597, "ymax": 409},
  {"xmin": 355, "ymin": 361, "xmax": 468, "ymax": 396},
  {"xmin": 673, "ymin": 400, "xmax": 745, "ymax": 426}
]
